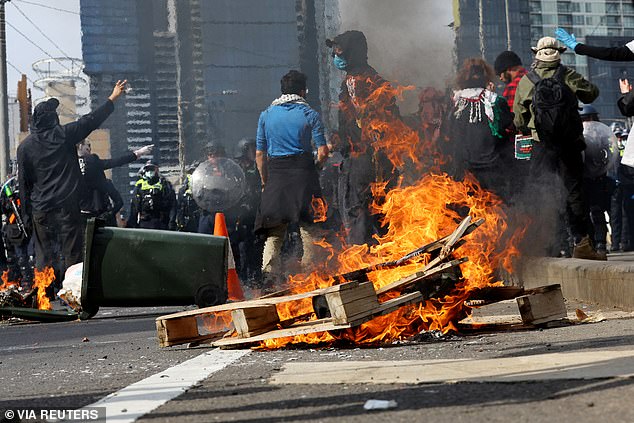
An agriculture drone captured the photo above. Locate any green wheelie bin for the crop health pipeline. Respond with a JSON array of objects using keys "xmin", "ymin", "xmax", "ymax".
[{"xmin": 80, "ymin": 219, "xmax": 228, "ymax": 319}]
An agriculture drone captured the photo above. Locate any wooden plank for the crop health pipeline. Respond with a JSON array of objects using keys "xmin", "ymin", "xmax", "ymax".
[
  {"xmin": 347, "ymin": 292, "xmax": 423, "ymax": 326},
  {"xmin": 156, "ymin": 317, "xmax": 200, "ymax": 348},
  {"xmin": 212, "ymin": 318, "xmax": 349, "ymax": 347},
  {"xmin": 232, "ymin": 305, "xmax": 280, "ymax": 337},
  {"xmin": 376, "ymin": 257, "xmax": 468, "ymax": 295},
  {"xmin": 212, "ymin": 291, "xmax": 424, "ymax": 348},
  {"xmin": 516, "ymin": 284, "xmax": 567, "ymax": 325},
  {"xmin": 325, "ymin": 282, "xmax": 380, "ymax": 324},
  {"xmin": 156, "ymin": 281, "xmax": 360, "ymax": 322}
]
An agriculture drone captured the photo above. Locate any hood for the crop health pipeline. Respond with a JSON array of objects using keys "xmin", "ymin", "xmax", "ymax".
[
  {"xmin": 327, "ymin": 30, "xmax": 368, "ymax": 70},
  {"xmin": 31, "ymin": 98, "xmax": 60, "ymax": 133}
]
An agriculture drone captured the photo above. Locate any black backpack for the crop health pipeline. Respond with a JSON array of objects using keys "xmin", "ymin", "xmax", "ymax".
[{"xmin": 527, "ymin": 65, "xmax": 583, "ymax": 147}]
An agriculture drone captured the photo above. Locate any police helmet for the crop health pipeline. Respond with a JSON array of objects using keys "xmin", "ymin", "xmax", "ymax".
[
  {"xmin": 578, "ymin": 104, "xmax": 599, "ymax": 118},
  {"xmin": 610, "ymin": 122, "xmax": 625, "ymax": 135},
  {"xmin": 234, "ymin": 137, "xmax": 256, "ymax": 158},
  {"xmin": 139, "ymin": 161, "xmax": 159, "ymax": 179},
  {"xmin": 205, "ymin": 141, "xmax": 226, "ymax": 158}
]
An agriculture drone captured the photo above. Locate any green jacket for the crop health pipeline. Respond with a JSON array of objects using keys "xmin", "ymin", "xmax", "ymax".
[{"xmin": 513, "ymin": 61, "xmax": 599, "ymax": 142}]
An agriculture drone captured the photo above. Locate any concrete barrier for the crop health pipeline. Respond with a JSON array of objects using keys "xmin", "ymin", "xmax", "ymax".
[{"xmin": 517, "ymin": 257, "xmax": 634, "ymax": 311}]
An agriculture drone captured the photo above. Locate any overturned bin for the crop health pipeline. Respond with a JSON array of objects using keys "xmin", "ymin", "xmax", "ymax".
[{"xmin": 80, "ymin": 219, "xmax": 228, "ymax": 319}]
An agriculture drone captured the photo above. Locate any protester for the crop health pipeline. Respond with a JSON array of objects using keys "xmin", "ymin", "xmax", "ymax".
[
  {"xmin": 556, "ymin": 27, "xmax": 634, "ymax": 61},
  {"xmin": 127, "ymin": 162, "xmax": 176, "ymax": 230},
  {"xmin": 493, "ymin": 50, "xmax": 527, "ymax": 114},
  {"xmin": 254, "ymin": 70, "xmax": 328, "ymax": 289},
  {"xmin": 494, "ymin": 50, "xmax": 530, "ymax": 202},
  {"xmin": 514, "ymin": 37, "xmax": 604, "ymax": 260},
  {"xmin": 77, "ymin": 139, "xmax": 152, "ymax": 227},
  {"xmin": 18, "ymin": 80, "xmax": 127, "ymax": 287},
  {"xmin": 615, "ymin": 76, "xmax": 634, "ymax": 251},
  {"xmin": 327, "ymin": 30, "xmax": 397, "ymax": 246},
  {"xmin": 441, "ymin": 57, "xmax": 514, "ymax": 199},
  {"xmin": 579, "ymin": 104, "xmax": 616, "ymax": 256}
]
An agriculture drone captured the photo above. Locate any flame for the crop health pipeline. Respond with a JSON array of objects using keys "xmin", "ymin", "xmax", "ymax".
[
  {"xmin": 311, "ymin": 196, "xmax": 328, "ymax": 223},
  {"xmin": 32, "ymin": 267, "xmax": 55, "ymax": 311},
  {"xmin": 260, "ymin": 172, "xmax": 523, "ymax": 349},
  {"xmin": 253, "ymin": 79, "xmax": 524, "ymax": 349},
  {"xmin": 0, "ymin": 270, "xmax": 19, "ymax": 291}
]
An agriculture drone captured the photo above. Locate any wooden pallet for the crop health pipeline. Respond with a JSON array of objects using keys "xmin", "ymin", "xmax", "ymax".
[{"xmin": 156, "ymin": 217, "xmax": 478, "ymax": 348}]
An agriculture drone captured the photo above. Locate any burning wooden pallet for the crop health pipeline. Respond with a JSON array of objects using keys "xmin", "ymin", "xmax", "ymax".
[{"xmin": 156, "ymin": 216, "xmax": 482, "ymax": 348}]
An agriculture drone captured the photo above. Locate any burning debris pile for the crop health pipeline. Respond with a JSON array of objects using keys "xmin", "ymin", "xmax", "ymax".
[
  {"xmin": 0, "ymin": 267, "xmax": 57, "ymax": 312},
  {"xmin": 156, "ymin": 172, "xmax": 527, "ymax": 350}
]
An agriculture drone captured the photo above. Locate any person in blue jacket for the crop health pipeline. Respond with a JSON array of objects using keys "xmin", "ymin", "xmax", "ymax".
[{"xmin": 254, "ymin": 70, "xmax": 329, "ymax": 290}]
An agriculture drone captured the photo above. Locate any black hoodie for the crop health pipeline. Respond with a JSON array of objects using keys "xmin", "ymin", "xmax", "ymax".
[
  {"xmin": 18, "ymin": 99, "xmax": 114, "ymax": 214},
  {"xmin": 330, "ymin": 31, "xmax": 399, "ymax": 155}
]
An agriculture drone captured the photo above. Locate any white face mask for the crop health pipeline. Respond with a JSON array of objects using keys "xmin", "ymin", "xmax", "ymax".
[{"xmin": 144, "ymin": 170, "xmax": 157, "ymax": 179}]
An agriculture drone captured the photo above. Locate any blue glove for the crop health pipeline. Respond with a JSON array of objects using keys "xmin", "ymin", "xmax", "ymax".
[{"xmin": 555, "ymin": 27, "xmax": 578, "ymax": 50}]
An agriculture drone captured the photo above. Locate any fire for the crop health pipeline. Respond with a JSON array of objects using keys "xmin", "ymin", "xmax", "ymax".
[
  {"xmin": 256, "ymin": 78, "xmax": 524, "ymax": 349},
  {"xmin": 0, "ymin": 270, "xmax": 19, "ymax": 291},
  {"xmin": 311, "ymin": 196, "xmax": 328, "ymax": 223},
  {"xmin": 32, "ymin": 267, "xmax": 56, "ymax": 311},
  {"xmin": 260, "ymin": 172, "xmax": 523, "ymax": 349}
]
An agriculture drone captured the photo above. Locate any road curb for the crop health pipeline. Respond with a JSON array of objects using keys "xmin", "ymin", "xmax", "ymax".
[{"xmin": 517, "ymin": 257, "xmax": 634, "ymax": 311}]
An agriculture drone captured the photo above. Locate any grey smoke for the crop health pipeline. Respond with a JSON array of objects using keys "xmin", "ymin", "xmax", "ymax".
[{"xmin": 338, "ymin": 0, "xmax": 455, "ymax": 113}]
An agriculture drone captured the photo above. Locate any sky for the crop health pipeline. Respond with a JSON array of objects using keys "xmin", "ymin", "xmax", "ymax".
[{"xmin": 5, "ymin": 0, "xmax": 82, "ymax": 97}]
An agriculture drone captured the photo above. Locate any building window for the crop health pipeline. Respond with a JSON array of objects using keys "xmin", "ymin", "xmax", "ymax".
[
  {"xmin": 543, "ymin": 14, "xmax": 557, "ymax": 25},
  {"xmin": 559, "ymin": 14, "xmax": 572, "ymax": 25},
  {"xmin": 557, "ymin": 1, "xmax": 570, "ymax": 13},
  {"xmin": 571, "ymin": 3, "xmax": 580, "ymax": 13},
  {"xmin": 573, "ymin": 15, "xmax": 584, "ymax": 26},
  {"xmin": 586, "ymin": 3, "xmax": 592, "ymax": 13},
  {"xmin": 606, "ymin": 16, "xmax": 621, "ymax": 26},
  {"xmin": 531, "ymin": 14, "xmax": 543, "ymax": 26},
  {"xmin": 529, "ymin": 0, "xmax": 541, "ymax": 13}
]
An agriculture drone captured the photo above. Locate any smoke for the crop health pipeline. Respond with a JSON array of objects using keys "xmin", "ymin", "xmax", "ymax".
[{"xmin": 338, "ymin": 0, "xmax": 454, "ymax": 113}]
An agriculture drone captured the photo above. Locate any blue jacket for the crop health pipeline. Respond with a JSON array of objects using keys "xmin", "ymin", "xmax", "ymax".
[{"xmin": 256, "ymin": 102, "xmax": 327, "ymax": 157}]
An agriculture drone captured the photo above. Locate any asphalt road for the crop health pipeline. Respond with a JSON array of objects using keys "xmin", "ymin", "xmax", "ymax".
[{"xmin": 1, "ymin": 302, "xmax": 633, "ymax": 423}]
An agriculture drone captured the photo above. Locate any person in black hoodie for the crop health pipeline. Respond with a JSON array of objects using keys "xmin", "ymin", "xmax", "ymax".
[
  {"xmin": 326, "ymin": 30, "xmax": 399, "ymax": 246},
  {"xmin": 556, "ymin": 27, "xmax": 634, "ymax": 61},
  {"xmin": 77, "ymin": 139, "xmax": 152, "ymax": 227},
  {"xmin": 18, "ymin": 80, "xmax": 126, "ymax": 285}
]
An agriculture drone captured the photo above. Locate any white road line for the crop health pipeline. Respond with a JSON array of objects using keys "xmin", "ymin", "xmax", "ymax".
[{"xmin": 83, "ymin": 348, "xmax": 249, "ymax": 422}]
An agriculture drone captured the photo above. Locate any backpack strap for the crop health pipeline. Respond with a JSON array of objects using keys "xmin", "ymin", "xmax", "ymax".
[
  {"xmin": 553, "ymin": 65, "xmax": 567, "ymax": 82},
  {"xmin": 526, "ymin": 70, "xmax": 541, "ymax": 85}
]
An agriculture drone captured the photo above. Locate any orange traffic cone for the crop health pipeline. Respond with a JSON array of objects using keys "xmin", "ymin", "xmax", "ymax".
[{"xmin": 214, "ymin": 212, "xmax": 244, "ymax": 301}]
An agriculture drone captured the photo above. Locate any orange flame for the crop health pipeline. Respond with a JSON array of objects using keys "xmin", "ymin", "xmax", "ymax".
[
  {"xmin": 0, "ymin": 270, "xmax": 19, "ymax": 291},
  {"xmin": 260, "ymin": 172, "xmax": 523, "ymax": 349},
  {"xmin": 32, "ymin": 267, "xmax": 55, "ymax": 311},
  {"xmin": 254, "ymin": 77, "xmax": 524, "ymax": 349},
  {"xmin": 311, "ymin": 196, "xmax": 328, "ymax": 223}
]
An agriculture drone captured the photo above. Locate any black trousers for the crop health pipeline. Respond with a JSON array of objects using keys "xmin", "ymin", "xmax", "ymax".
[
  {"xmin": 621, "ymin": 184, "xmax": 634, "ymax": 249},
  {"xmin": 32, "ymin": 205, "xmax": 83, "ymax": 284},
  {"xmin": 529, "ymin": 142, "xmax": 592, "ymax": 242}
]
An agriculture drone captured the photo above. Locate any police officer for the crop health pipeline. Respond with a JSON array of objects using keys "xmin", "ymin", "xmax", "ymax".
[
  {"xmin": 175, "ymin": 163, "xmax": 201, "ymax": 232},
  {"xmin": 0, "ymin": 176, "xmax": 32, "ymax": 287},
  {"xmin": 127, "ymin": 162, "xmax": 176, "ymax": 230},
  {"xmin": 233, "ymin": 138, "xmax": 262, "ymax": 283},
  {"xmin": 579, "ymin": 104, "xmax": 616, "ymax": 257}
]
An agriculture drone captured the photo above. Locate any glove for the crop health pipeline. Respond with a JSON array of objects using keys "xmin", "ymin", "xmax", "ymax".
[
  {"xmin": 555, "ymin": 28, "xmax": 578, "ymax": 50},
  {"xmin": 134, "ymin": 144, "xmax": 154, "ymax": 158}
]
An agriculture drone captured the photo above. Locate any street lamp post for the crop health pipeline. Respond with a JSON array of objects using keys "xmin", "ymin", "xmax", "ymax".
[{"xmin": 0, "ymin": 0, "xmax": 11, "ymax": 181}]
